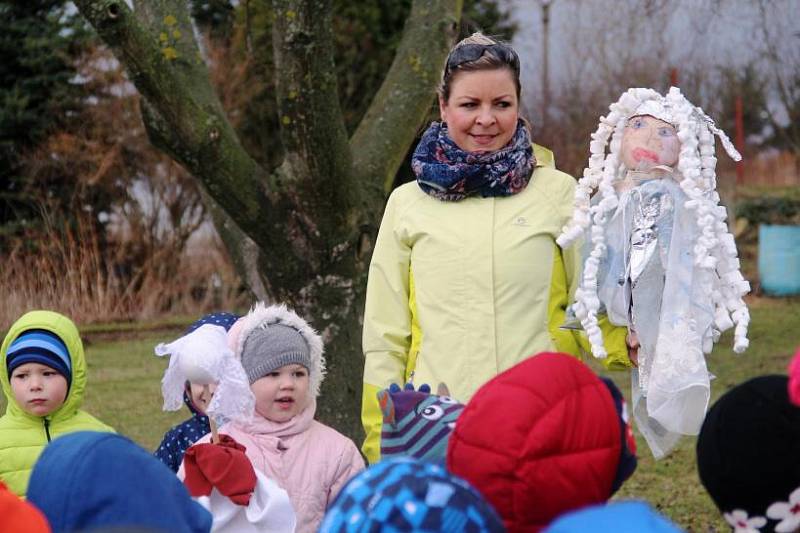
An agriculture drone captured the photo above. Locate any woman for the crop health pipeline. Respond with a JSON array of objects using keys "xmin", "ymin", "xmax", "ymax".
[{"xmin": 360, "ymin": 33, "xmax": 629, "ymax": 463}]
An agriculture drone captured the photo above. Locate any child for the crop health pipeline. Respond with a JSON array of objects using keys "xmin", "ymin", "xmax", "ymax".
[
  {"xmin": 0, "ymin": 310, "xmax": 114, "ymax": 497},
  {"xmin": 27, "ymin": 431, "xmax": 212, "ymax": 533},
  {"xmin": 186, "ymin": 302, "xmax": 365, "ymax": 533},
  {"xmin": 447, "ymin": 352, "xmax": 637, "ymax": 533},
  {"xmin": 696, "ymin": 375, "xmax": 800, "ymax": 533},
  {"xmin": 155, "ymin": 312, "xmax": 239, "ymax": 472},
  {"xmin": 319, "ymin": 457, "xmax": 504, "ymax": 532}
]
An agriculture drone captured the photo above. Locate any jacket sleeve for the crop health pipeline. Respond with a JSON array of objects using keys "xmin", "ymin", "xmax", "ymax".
[
  {"xmin": 361, "ymin": 190, "xmax": 413, "ymax": 464},
  {"xmin": 327, "ymin": 439, "xmax": 366, "ymax": 507},
  {"xmin": 154, "ymin": 428, "xmax": 181, "ymax": 472},
  {"xmin": 548, "ymin": 241, "xmax": 582, "ymax": 357}
]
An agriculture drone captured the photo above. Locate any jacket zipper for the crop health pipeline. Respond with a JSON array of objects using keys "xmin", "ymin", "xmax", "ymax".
[{"xmin": 44, "ymin": 418, "xmax": 52, "ymax": 442}]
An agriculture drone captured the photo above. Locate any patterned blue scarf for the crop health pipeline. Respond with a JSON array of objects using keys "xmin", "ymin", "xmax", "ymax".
[{"xmin": 411, "ymin": 119, "xmax": 535, "ymax": 201}]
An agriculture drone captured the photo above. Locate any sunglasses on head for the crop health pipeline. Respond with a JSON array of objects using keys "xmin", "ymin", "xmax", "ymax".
[{"xmin": 445, "ymin": 43, "xmax": 520, "ymax": 76}]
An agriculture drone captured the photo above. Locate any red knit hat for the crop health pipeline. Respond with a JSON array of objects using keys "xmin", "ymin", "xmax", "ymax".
[
  {"xmin": 0, "ymin": 481, "xmax": 50, "ymax": 533},
  {"xmin": 446, "ymin": 352, "xmax": 623, "ymax": 533}
]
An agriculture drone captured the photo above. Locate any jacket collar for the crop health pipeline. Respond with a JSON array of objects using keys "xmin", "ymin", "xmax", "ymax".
[{"xmin": 235, "ymin": 400, "xmax": 316, "ymax": 443}]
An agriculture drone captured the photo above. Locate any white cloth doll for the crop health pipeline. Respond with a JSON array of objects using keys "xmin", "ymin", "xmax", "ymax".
[
  {"xmin": 155, "ymin": 323, "xmax": 255, "ymax": 426},
  {"xmin": 558, "ymin": 87, "xmax": 750, "ymax": 458}
]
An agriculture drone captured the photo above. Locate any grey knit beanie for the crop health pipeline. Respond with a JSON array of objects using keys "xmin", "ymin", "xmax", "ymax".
[{"xmin": 240, "ymin": 323, "xmax": 311, "ymax": 384}]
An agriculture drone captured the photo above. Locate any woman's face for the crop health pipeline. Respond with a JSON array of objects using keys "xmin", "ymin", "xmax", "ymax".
[
  {"xmin": 621, "ymin": 115, "xmax": 679, "ymax": 171},
  {"xmin": 439, "ymin": 68, "xmax": 519, "ymax": 153}
]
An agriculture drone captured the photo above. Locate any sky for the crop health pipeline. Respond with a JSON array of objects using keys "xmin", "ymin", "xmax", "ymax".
[{"xmin": 507, "ymin": 0, "xmax": 800, "ymax": 123}]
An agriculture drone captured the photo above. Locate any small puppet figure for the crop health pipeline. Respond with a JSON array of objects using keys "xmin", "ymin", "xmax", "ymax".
[
  {"xmin": 378, "ymin": 382, "xmax": 464, "ymax": 463},
  {"xmin": 558, "ymin": 87, "xmax": 750, "ymax": 458},
  {"xmin": 155, "ymin": 312, "xmax": 240, "ymax": 472},
  {"xmin": 155, "ymin": 323, "xmax": 255, "ymax": 434}
]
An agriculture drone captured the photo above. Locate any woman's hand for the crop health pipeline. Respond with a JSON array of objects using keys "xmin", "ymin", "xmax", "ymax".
[{"xmin": 626, "ymin": 330, "xmax": 640, "ymax": 367}]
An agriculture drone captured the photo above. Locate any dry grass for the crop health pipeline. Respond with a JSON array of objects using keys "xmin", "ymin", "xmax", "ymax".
[{"xmin": 0, "ymin": 222, "xmax": 248, "ymax": 332}]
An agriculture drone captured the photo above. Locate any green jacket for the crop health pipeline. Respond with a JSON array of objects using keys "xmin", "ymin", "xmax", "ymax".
[
  {"xmin": 360, "ymin": 145, "xmax": 629, "ymax": 463},
  {"xmin": 0, "ymin": 310, "xmax": 114, "ymax": 497}
]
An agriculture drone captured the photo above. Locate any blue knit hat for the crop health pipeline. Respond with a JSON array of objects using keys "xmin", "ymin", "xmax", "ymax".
[
  {"xmin": 319, "ymin": 457, "xmax": 505, "ymax": 532},
  {"xmin": 545, "ymin": 501, "xmax": 682, "ymax": 532},
  {"xmin": 184, "ymin": 312, "xmax": 239, "ymax": 335},
  {"xmin": 6, "ymin": 329, "xmax": 71, "ymax": 386}
]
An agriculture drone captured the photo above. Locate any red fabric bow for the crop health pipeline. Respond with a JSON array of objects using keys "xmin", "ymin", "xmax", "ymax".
[{"xmin": 183, "ymin": 434, "xmax": 257, "ymax": 506}]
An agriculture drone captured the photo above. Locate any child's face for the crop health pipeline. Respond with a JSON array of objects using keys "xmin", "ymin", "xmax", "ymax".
[
  {"xmin": 10, "ymin": 362, "xmax": 68, "ymax": 417},
  {"xmin": 250, "ymin": 364, "xmax": 310, "ymax": 423},
  {"xmin": 189, "ymin": 382, "xmax": 217, "ymax": 414}
]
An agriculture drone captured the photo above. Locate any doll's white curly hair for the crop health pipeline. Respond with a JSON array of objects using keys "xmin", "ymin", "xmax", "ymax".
[{"xmin": 557, "ymin": 87, "xmax": 750, "ymax": 358}]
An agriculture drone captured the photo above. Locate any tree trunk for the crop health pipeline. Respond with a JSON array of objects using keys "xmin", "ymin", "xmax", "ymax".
[{"xmin": 74, "ymin": 0, "xmax": 462, "ymax": 442}]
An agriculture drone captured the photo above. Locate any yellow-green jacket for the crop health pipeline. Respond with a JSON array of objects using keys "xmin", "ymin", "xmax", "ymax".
[
  {"xmin": 0, "ymin": 311, "xmax": 114, "ymax": 497},
  {"xmin": 361, "ymin": 146, "xmax": 629, "ymax": 463}
]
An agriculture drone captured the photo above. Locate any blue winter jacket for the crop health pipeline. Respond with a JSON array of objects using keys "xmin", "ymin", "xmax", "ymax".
[
  {"xmin": 27, "ymin": 431, "xmax": 212, "ymax": 533},
  {"xmin": 154, "ymin": 388, "xmax": 211, "ymax": 472}
]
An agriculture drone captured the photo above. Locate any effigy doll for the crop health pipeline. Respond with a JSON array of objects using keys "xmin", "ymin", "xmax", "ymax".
[{"xmin": 557, "ymin": 87, "xmax": 751, "ymax": 458}]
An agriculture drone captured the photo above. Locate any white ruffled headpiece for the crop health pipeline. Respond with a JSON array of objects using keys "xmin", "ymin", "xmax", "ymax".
[
  {"xmin": 155, "ymin": 323, "xmax": 255, "ymax": 423},
  {"xmin": 557, "ymin": 86, "xmax": 750, "ymax": 358}
]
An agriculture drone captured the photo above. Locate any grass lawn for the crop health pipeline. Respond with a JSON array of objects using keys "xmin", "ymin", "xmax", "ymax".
[
  {"xmin": 598, "ymin": 295, "xmax": 800, "ymax": 531},
  {"xmin": 1, "ymin": 296, "xmax": 798, "ymax": 531}
]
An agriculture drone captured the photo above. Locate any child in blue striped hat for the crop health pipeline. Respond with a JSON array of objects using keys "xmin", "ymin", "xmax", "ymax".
[{"xmin": 0, "ymin": 310, "xmax": 114, "ymax": 497}]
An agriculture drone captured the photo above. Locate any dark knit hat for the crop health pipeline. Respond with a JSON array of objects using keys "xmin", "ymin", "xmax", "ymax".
[
  {"xmin": 697, "ymin": 375, "xmax": 800, "ymax": 532},
  {"xmin": 6, "ymin": 329, "xmax": 71, "ymax": 386},
  {"xmin": 600, "ymin": 377, "xmax": 638, "ymax": 494},
  {"xmin": 184, "ymin": 312, "xmax": 239, "ymax": 335},
  {"xmin": 319, "ymin": 457, "xmax": 505, "ymax": 532},
  {"xmin": 240, "ymin": 323, "xmax": 311, "ymax": 384}
]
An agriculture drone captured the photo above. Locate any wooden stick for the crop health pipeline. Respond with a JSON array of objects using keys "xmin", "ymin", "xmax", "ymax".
[
  {"xmin": 203, "ymin": 384, "xmax": 219, "ymax": 444},
  {"xmin": 209, "ymin": 417, "xmax": 219, "ymax": 445}
]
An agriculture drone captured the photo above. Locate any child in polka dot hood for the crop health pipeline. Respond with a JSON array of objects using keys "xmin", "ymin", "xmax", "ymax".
[{"xmin": 154, "ymin": 312, "xmax": 239, "ymax": 472}]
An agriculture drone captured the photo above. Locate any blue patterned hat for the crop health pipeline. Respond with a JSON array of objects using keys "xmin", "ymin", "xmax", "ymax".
[
  {"xmin": 319, "ymin": 457, "xmax": 505, "ymax": 533},
  {"xmin": 184, "ymin": 312, "xmax": 239, "ymax": 335}
]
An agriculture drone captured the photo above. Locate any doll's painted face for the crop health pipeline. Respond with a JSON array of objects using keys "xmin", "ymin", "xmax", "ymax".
[{"xmin": 621, "ymin": 115, "xmax": 679, "ymax": 171}]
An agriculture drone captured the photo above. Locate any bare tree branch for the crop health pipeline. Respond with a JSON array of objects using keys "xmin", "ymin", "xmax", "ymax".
[
  {"xmin": 74, "ymin": 0, "xmax": 276, "ymax": 235},
  {"xmin": 350, "ymin": 0, "xmax": 462, "ymax": 194}
]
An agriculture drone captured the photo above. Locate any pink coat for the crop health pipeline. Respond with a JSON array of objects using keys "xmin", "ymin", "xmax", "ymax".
[{"xmin": 191, "ymin": 402, "xmax": 364, "ymax": 533}]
